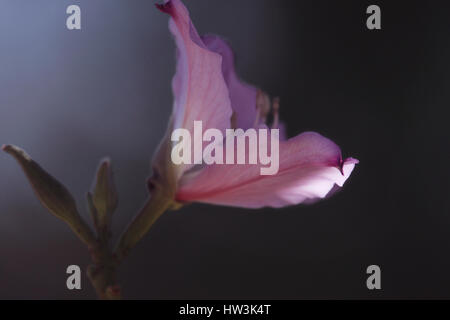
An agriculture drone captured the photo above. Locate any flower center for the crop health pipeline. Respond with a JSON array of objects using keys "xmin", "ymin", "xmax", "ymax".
[{"xmin": 254, "ymin": 89, "xmax": 280, "ymax": 129}]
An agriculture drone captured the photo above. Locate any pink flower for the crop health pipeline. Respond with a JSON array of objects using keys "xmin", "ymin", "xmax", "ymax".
[{"xmin": 152, "ymin": 0, "xmax": 358, "ymax": 209}]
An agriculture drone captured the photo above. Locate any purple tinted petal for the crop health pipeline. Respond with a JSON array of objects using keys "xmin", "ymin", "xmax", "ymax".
[{"xmin": 202, "ymin": 35, "xmax": 258, "ymax": 130}]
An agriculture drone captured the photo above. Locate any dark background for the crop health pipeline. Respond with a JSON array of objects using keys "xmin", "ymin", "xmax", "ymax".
[{"xmin": 0, "ymin": 0, "xmax": 449, "ymax": 299}]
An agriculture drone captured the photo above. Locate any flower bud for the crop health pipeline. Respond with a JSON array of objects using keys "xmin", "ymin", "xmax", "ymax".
[
  {"xmin": 90, "ymin": 159, "xmax": 118, "ymax": 235},
  {"xmin": 2, "ymin": 144, "xmax": 95, "ymax": 246}
]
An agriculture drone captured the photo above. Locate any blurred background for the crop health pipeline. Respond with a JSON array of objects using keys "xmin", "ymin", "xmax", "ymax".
[{"xmin": 0, "ymin": 0, "xmax": 449, "ymax": 299}]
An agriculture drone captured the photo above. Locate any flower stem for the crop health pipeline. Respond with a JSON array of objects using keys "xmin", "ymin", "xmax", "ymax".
[
  {"xmin": 115, "ymin": 185, "xmax": 173, "ymax": 263},
  {"xmin": 87, "ymin": 242, "xmax": 121, "ymax": 300}
]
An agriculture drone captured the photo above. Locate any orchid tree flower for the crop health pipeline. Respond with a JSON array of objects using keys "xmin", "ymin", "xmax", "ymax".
[
  {"xmin": 2, "ymin": 0, "xmax": 357, "ymax": 299},
  {"xmin": 116, "ymin": 0, "xmax": 358, "ymax": 259}
]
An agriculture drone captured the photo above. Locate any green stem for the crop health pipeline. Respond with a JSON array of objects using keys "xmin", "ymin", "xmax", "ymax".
[
  {"xmin": 87, "ymin": 185, "xmax": 172, "ymax": 299},
  {"xmin": 115, "ymin": 186, "xmax": 173, "ymax": 262},
  {"xmin": 87, "ymin": 242, "xmax": 121, "ymax": 300}
]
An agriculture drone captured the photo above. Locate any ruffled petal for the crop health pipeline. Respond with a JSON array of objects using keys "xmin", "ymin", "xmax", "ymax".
[
  {"xmin": 157, "ymin": 0, "xmax": 233, "ymax": 176},
  {"xmin": 176, "ymin": 132, "xmax": 358, "ymax": 208},
  {"xmin": 201, "ymin": 35, "xmax": 258, "ymax": 130}
]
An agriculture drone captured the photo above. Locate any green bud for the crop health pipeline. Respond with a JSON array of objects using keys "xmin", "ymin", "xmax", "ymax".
[
  {"xmin": 90, "ymin": 159, "xmax": 118, "ymax": 236},
  {"xmin": 2, "ymin": 144, "xmax": 95, "ymax": 246}
]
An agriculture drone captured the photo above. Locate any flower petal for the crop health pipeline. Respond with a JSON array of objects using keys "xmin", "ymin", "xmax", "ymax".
[
  {"xmin": 157, "ymin": 0, "xmax": 233, "ymax": 176},
  {"xmin": 176, "ymin": 132, "xmax": 358, "ymax": 208},
  {"xmin": 201, "ymin": 35, "xmax": 258, "ymax": 130},
  {"xmin": 202, "ymin": 36, "xmax": 289, "ymax": 138}
]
